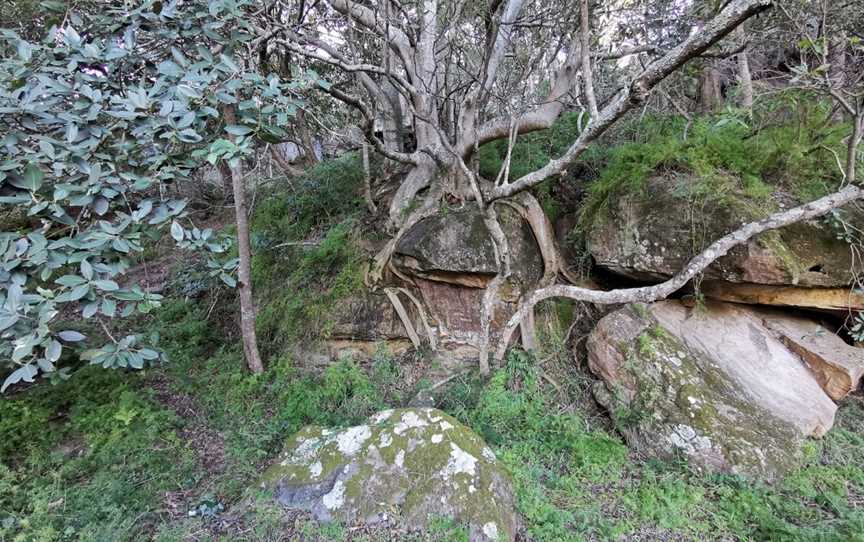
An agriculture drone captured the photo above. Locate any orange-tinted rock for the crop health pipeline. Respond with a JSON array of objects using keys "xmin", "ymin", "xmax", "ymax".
[
  {"xmin": 759, "ymin": 311, "xmax": 864, "ymax": 400},
  {"xmin": 701, "ymin": 281, "xmax": 864, "ymax": 312}
]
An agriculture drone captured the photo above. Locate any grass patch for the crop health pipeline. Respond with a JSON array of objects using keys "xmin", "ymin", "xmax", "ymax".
[
  {"xmin": 579, "ymin": 104, "xmax": 852, "ymax": 228},
  {"xmin": 0, "ymin": 367, "xmax": 199, "ymax": 541}
]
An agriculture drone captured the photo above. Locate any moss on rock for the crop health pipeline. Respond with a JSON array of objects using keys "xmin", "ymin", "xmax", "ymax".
[
  {"xmin": 587, "ymin": 302, "xmax": 836, "ymax": 480},
  {"xmin": 258, "ymin": 408, "xmax": 518, "ymax": 541}
]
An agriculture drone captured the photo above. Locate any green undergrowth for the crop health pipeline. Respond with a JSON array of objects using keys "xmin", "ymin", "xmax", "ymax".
[
  {"xmin": 3, "ymin": 295, "xmax": 864, "ymax": 540},
  {"xmin": 251, "ymin": 152, "xmax": 367, "ymax": 357},
  {"xmin": 580, "ymin": 104, "xmax": 852, "ymax": 229},
  {"xmin": 479, "ymin": 100, "xmax": 852, "ymax": 230},
  {"xmin": 437, "ymin": 350, "xmax": 864, "ymax": 542},
  {"xmin": 0, "ymin": 367, "xmax": 199, "ymax": 541}
]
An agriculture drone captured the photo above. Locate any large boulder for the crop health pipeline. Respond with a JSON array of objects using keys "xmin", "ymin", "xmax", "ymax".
[
  {"xmin": 394, "ymin": 206, "xmax": 542, "ymax": 289},
  {"xmin": 759, "ymin": 311, "xmax": 864, "ymax": 401},
  {"xmin": 259, "ymin": 408, "xmax": 518, "ymax": 541},
  {"xmin": 585, "ymin": 175, "xmax": 862, "ymax": 287},
  {"xmin": 392, "ymin": 206, "xmax": 544, "ymax": 358},
  {"xmin": 587, "ymin": 300, "xmax": 839, "ymax": 479}
]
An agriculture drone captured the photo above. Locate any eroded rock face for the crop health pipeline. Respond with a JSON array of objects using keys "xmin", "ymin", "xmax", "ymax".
[
  {"xmin": 585, "ymin": 176, "xmax": 862, "ymax": 287},
  {"xmin": 260, "ymin": 408, "xmax": 517, "ymax": 541},
  {"xmin": 391, "ymin": 205, "xmax": 543, "ymax": 359},
  {"xmin": 759, "ymin": 310, "xmax": 864, "ymax": 401},
  {"xmin": 699, "ymin": 281, "xmax": 864, "ymax": 313},
  {"xmin": 394, "ymin": 206, "xmax": 542, "ymax": 289},
  {"xmin": 587, "ymin": 300, "xmax": 838, "ymax": 479}
]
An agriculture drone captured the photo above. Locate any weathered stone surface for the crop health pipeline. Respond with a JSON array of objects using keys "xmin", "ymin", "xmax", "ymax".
[
  {"xmin": 321, "ymin": 292, "xmax": 422, "ymax": 360},
  {"xmin": 260, "ymin": 408, "xmax": 517, "ymax": 541},
  {"xmin": 329, "ymin": 292, "xmax": 420, "ymax": 341},
  {"xmin": 759, "ymin": 311, "xmax": 864, "ymax": 401},
  {"xmin": 394, "ymin": 206, "xmax": 542, "ymax": 289},
  {"xmin": 587, "ymin": 300, "xmax": 837, "ymax": 479},
  {"xmin": 585, "ymin": 176, "xmax": 862, "ymax": 286},
  {"xmin": 700, "ymin": 281, "xmax": 864, "ymax": 312}
]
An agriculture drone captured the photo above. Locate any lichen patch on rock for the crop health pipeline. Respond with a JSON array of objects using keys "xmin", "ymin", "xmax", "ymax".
[{"xmin": 258, "ymin": 407, "xmax": 518, "ymax": 541}]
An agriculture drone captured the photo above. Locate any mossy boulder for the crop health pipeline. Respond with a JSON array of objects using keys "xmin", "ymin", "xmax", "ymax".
[
  {"xmin": 259, "ymin": 407, "xmax": 518, "ymax": 541},
  {"xmin": 585, "ymin": 175, "xmax": 862, "ymax": 287},
  {"xmin": 587, "ymin": 300, "xmax": 838, "ymax": 480},
  {"xmin": 394, "ymin": 206, "xmax": 542, "ymax": 289}
]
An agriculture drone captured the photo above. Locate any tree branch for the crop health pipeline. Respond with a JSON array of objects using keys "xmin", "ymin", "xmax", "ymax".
[
  {"xmin": 494, "ymin": 183, "xmax": 864, "ymax": 360},
  {"xmin": 460, "ymin": 34, "xmax": 583, "ymax": 156},
  {"xmin": 318, "ymin": 84, "xmax": 419, "ymax": 165},
  {"xmin": 489, "ymin": 0, "xmax": 773, "ymax": 200},
  {"xmin": 325, "ymin": 0, "xmax": 416, "ymax": 74},
  {"xmin": 580, "ymin": 0, "xmax": 599, "ymax": 118}
]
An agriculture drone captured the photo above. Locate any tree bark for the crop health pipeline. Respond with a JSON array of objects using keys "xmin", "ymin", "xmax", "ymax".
[
  {"xmin": 295, "ymin": 109, "xmax": 319, "ymax": 165},
  {"xmin": 735, "ymin": 27, "xmax": 754, "ymax": 110},
  {"xmin": 223, "ymin": 107, "xmax": 265, "ymax": 374},
  {"xmin": 361, "ymin": 142, "xmax": 377, "ymax": 213},
  {"xmin": 580, "ymin": 0, "xmax": 599, "ymax": 119},
  {"xmin": 698, "ymin": 61, "xmax": 723, "ymax": 113}
]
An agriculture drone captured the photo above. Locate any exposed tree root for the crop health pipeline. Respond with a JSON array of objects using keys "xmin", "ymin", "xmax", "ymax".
[
  {"xmin": 392, "ymin": 286, "xmax": 438, "ymax": 350},
  {"xmin": 383, "ymin": 288, "xmax": 422, "ymax": 349},
  {"xmin": 367, "ymin": 187, "xmax": 442, "ymax": 286},
  {"xmin": 478, "ymin": 204, "xmax": 512, "ymax": 375}
]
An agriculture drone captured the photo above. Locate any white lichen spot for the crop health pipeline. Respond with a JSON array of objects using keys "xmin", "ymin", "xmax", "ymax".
[
  {"xmin": 482, "ymin": 447, "xmax": 496, "ymax": 462},
  {"xmin": 322, "ymin": 480, "xmax": 345, "ymax": 510},
  {"xmin": 336, "ymin": 425, "xmax": 372, "ymax": 456},
  {"xmin": 395, "ymin": 449, "xmax": 405, "ymax": 468},
  {"xmin": 439, "ymin": 420, "xmax": 454, "ymax": 431},
  {"xmin": 290, "ymin": 437, "xmax": 322, "ymax": 463},
  {"xmin": 371, "ymin": 410, "xmax": 394, "ymax": 424},
  {"xmin": 468, "ymin": 484, "xmax": 476, "ymax": 494},
  {"xmin": 443, "ymin": 443, "xmax": 477, "ymax": 478},
  {"xmin": 431, "ymin": 434, "xmax": 444, "ymax": 444},
  {"xmin": 309, "ymin": 461, "xmax": 323, "ymax": 478},
  {"xmin": 394, "ymin": 411, "xmax": 429, "ymax": 435},
  {"xmin": 668, "ymin": 424, "xmax": 712, "ymax": 454},
  {"xmin": 482, "ymin": 522, "xmax": 500, "ymax": 540},
  {"xmin": 379, "ymin": 432, "xmax": 393, "ymax": 448}
]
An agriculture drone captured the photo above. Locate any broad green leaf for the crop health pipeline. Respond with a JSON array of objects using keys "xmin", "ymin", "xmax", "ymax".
[
  {"xmin": 45, "ymin": 340, "xmax": 62, "ymax": 362},
  {"xmin": 101, "ymin": 298, "xmax": 116, "ymax": 317},
  {"xmin": 21, "ymin": 164, "xmax": 43, "ymax": 191},
  {"xmin": 57, "ymin": 330, "xmax": 86, "ymax": 342},
  {"xmin": 225, "ymin": 124, "xmax": 252, "ymax": 136},
  {"xmin": 170, "ymin": 221, "xmax": 184, "ymax": 242},
  {"xmin": 2, "ymin": 364, "xmax": 38, "ymax": 392},
  {"xmin": 93, "ymin": 280, "xmax": 119, "ymax": 291},
  {"xmin": 80, "ymin": 259, "xmax": 93, "ymax": 280},
  {"xmin": 56, "ymin": 284, "xmax": 89, "ymax": 302},
  {"xmin": 219, "ymin": 273, "xmax": 236, "ymax": 288}
]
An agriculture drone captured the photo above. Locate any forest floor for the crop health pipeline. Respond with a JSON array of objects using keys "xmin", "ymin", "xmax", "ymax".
[
  {"xmin": 3, "ymin": 114, "xmax": 864, "ymax": 541},
  {"xmin": 2, "ymin": 291, "xmax": 864, "ymax": 542}
]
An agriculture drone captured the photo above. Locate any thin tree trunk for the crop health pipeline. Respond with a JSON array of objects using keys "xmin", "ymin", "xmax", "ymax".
[
  {"xmin": 580, "ymin": 0, "xmax": 599, "ymax": 119},
  {"xmin": 847, "ymin": 113, "xmax": 863, "ymax": 184},
  {"xmin": 296, "ymin": 109, "xmax": 319, "ymax": 165},
  {"xmin": 698, "ymin": 61, "xmax": 723, "ymax": 113},
  {"xmin": 736, "ymin": 27, "xmax": 753, "ymax": 110},
  {"xmin": 361, "ymin": 142, "xmax": 377, "ymax": 213},
  {"xmin": 223, "ymin": 107, "xmax": 265, "ymax": 374}
]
